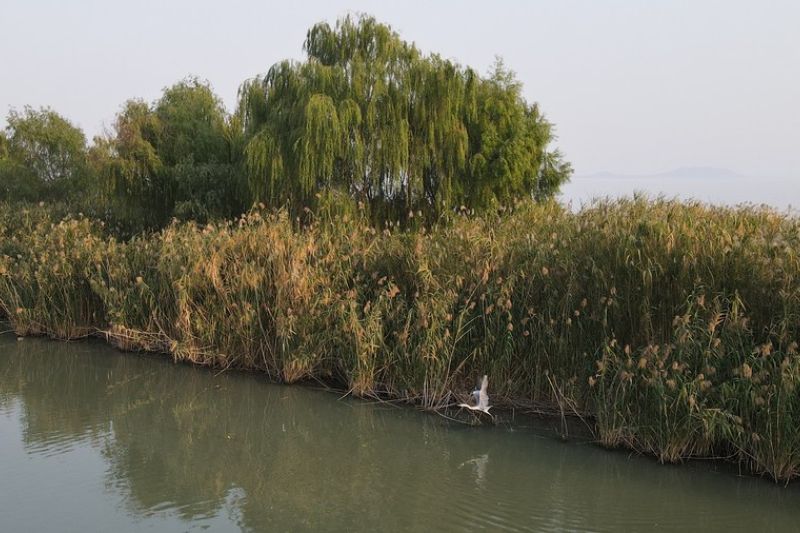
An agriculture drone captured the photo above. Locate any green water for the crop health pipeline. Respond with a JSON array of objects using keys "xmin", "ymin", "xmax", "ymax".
[{"xmin": 1, "ymin": 335, "xmax": 798, "ymax": 532}]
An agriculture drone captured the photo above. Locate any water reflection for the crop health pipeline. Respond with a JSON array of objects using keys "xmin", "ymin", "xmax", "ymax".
[
  {"xmin": 1, "ymin": 335, "xmax": 799, "ymax": 532},
  {"xmin": 459, "ymin": 453, "xmax": 489, "ymax": 490}
]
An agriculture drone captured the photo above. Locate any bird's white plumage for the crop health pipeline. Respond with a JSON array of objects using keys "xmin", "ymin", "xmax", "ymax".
[
  {"xmin": 458, "ymin": 374, "xmax": 491, "ymax": 414},
  {"xmin": 477, "ymin": 374, "xmax": 489, "ymax": 410}
]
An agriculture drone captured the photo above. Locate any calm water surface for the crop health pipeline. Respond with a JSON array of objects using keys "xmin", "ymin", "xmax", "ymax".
[{"xmin": 1, "ymin": 335, "xmax": 798, "ymax": 532}]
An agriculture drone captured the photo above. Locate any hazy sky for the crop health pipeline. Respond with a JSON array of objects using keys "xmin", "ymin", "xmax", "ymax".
[{"xmin": 1, "ymin": 0, "xmax": 798, "ymax": 179}]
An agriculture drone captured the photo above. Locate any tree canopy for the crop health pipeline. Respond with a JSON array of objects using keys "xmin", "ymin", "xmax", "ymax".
[
  {"xmin": 0, "ymin": 107, "xmax": 88, "ymax": 201},
  {"xmin": 240, "ymin": 15, "xmax": 571, "ymax": 220},
  {"xmin": 1, "ymin": 15, "xmax": 571, "ymax": 231},
  {"xmin": 95, "ymin": 78, "xmax": 248, "ymax": 230}
]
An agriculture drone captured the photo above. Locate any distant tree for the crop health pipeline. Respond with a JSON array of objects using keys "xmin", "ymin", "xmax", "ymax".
[
  {"xmin": 0, "ymin": 150, "xmax": 41, "ymax": 202},
  {"xmin": 1, "ymin": 107, "xmax": 89, "ymax": 201},
  {"xmin": 240, "ymin": 15, "xmax": 571, "ymax": 221},
  {"xmin": 155, "ymin": 78, "xmax": 248, "ymax": 221},
  {"xmin": 2, "ymin": 16, "xmax": 571, "ymax": 231},
  {"xmin": 97, "ymin": 78, "xmax": 248, "ymax": 229},
  {"xmin": 155, "ymin": 78, "xmax": 229, "ymax": 166},
  {"xmin": 91, "ymin": 99, "xmax": 164, "ymax": 228}
]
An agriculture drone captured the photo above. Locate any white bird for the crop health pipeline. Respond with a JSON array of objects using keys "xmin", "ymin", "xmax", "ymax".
[{"xmin": 459, "ymin": 375, "xmax": 491, "ymax": 414}]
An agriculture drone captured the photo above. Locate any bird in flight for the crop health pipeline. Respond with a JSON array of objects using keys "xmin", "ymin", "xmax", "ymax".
[{"xmin": 459, "ymin": 375, "xmax": 491, "ymax": 414}]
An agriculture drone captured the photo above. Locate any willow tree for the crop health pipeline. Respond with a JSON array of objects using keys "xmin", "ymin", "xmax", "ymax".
[
  {"xmin": 96, "ymin": 78, "xmax": 249, "ymax": 230},
  {"xmin": 241, "ymin": 15, "xmax": 571, "ymax": 221}
]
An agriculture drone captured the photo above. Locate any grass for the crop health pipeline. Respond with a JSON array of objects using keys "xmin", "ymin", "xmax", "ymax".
[{"xmin": 0, "ymin": 196, "xmax": 798, "ymax": 481}]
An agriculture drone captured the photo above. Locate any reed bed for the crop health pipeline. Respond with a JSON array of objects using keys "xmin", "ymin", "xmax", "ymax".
[{"xmin": 1, "ymin": 197, "xmax": 798, "ymax": 481}]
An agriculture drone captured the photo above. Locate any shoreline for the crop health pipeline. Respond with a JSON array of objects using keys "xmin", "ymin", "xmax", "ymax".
[
  {"xmin": 1, "ymin": 197, "xmax": 799, "ymax": 481},
  {"xmin": 6, "ymin": 329, "xmax": 779, "ymax": 488}
]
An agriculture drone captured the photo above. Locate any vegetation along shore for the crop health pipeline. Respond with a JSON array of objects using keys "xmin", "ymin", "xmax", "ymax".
[
  {"xmin": 1, "ymin": 15, "xmax": 798, "ymax": 482},
  {"xmin": 1, "ymin": 198, "xmax": 799, "ymax": 481}
]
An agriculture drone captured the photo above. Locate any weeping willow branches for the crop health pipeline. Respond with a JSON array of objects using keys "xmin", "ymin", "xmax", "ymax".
[{"xmin": 241, "ymin": 14, "xmax": 572, "ymax": 221}]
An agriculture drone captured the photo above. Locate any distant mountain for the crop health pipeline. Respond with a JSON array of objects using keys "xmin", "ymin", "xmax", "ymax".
[
  {"xmin": 651, "ymin": 167, "xmax": 744, "ymax": 179},
  {"xmin": 575, "ymin": 167, "xmax": 745, "ymax": 180}
]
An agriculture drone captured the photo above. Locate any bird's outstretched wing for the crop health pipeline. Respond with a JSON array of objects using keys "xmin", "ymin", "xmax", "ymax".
[{"xmin": 478, "ymin": 375, "xmax": 489, "ymax": 409}]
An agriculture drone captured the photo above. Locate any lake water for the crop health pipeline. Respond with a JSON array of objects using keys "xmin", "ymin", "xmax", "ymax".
[{"xmin": 1, "ymin": 334, "xmax": 798, "ymax": 532}]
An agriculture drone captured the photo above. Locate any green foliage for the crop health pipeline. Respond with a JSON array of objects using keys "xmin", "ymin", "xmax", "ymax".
[
  {"xmin": 5, "ymin": 106, "xmax": 87, "ymax": 183},
  {"xmin": 0, "ymin": 159, "xmax": 42, "ymax": 202},
  {"xmin": 154, "ymin": 78, "xmax": 229, "ymax": 166},
  {"xmin": 92, "ymin": 99, "xmax": 164, "ymax": 230},
  {"xmin": 242, "ymin": 15, "xmax": 571, "ymax": 222},
  {"xmin": 0, "ymin": 16, "xmax": 571, "ymax": 230},
  {"xmin": 96, "ymin": 78, "xmax": 248, "ymax": 231},
  {"xmin": 1, "ymin": 107, "xmax": 89, "ymax": 202}
]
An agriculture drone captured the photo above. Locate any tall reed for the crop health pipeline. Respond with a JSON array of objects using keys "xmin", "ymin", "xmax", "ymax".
[{"xmin": 1, "ymin": 197, "xmax": 798, "ymax": 480}]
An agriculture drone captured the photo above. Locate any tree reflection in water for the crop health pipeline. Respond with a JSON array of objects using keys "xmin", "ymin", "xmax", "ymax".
[{"xmin": 2, "ymin": 335, "xmax": 800, "ymax": 532}]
